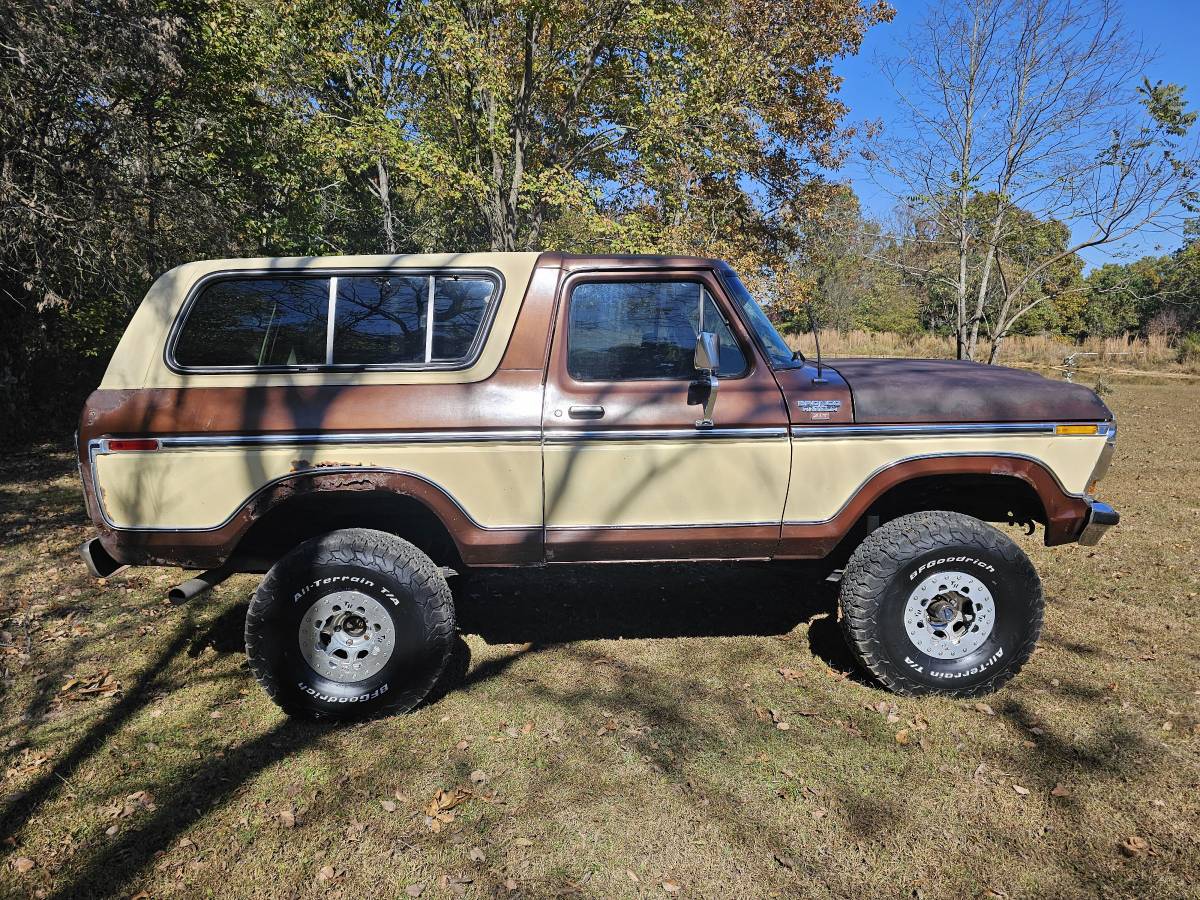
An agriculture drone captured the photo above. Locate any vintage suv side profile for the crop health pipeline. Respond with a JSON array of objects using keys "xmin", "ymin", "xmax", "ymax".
[{"xmin": 77, "ymin": 252, "xmax": 1119, "ymax": 720}]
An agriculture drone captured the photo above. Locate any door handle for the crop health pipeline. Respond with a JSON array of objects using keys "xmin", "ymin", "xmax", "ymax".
[{"xmin": 568, "ymin": 405, "xmax": 605, "ymax": 420}]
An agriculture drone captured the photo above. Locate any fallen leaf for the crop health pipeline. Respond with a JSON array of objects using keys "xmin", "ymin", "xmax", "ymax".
[
  {"xmin": 1050, "ymin": 783, "xmax": 1071, "ymax": 798},
  {"xmin": 513, "ymin": 837, "xmax": 534, "ymax": 847},
  {"xmin": 973, "ymin": 702, "xmax": 995, "ymax": 716},
  {"xmin": 455, "ymin": 740, "xmax": 470, "ymax": 751},
  {"xmin": 277, "ymin": 809, "xmax": 296, "ymax": 828},
  {"xmin": 895, "ymin": 728, "xmax": 911, "ymax": 745},
  {"xmin": 469, "ymin": 770, "xmax": 487, "ymax": 785},
  {"xmin": 468, "ymin": 846, "xmax": 485, "ymax": 863},
  {"xmin": 521, "ymin": 721, "xmax": 534, "ymax": 735},
  {"xmin": 504, "ymin": 879, "xmax": 519, "ymax": 892},
  {"xmin": 105, "ymin": 825, "xmax": 119, "ymax": 836},
  {"xmin": 774, "ymin": 853, "xmax": 796, "ymax": 870},
  {"xmin": 627, "ymin": 870, "xmax": 640, "ymax": 883},
  {"xmin": 775, "ymin": 721, "xmax": 791, "ymax": 731},
  {"xmin": 1120, "ymin": 836, "xmax": 1150, "ymax": 857},
  {"xmin": 1013, "ymin": 785, "xmax": 1030, "ymax": 796},
  {"xmin": 13, "ymin": 857, "xmax": 34, "ymax": 874},
  {"xmin": 777, "ymin": 667, "xmax": 803, "ymax": 681},
  {"xmin": 380, "ymin": 799, "xmax": 397, "ymax": 813},
  {"xmin": 405, "ymin": 884, "xmax": 425, "ymax": 898},
  {"xmin": 663, "ymin": 880, "xmax": 681, "ymax": 893},
  {"xmin": 317, "ymin": 865, "xmax": 336, "ymax": 882}
]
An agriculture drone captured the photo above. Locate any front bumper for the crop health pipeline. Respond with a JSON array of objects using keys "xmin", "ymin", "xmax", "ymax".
[{"xmin": 1079, "ymin": 500, "xmax": 1119, "ymax": 546}]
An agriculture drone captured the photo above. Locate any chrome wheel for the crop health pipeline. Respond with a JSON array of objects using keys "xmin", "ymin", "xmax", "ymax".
[
  {"xmin": 298, "ymin": 591, "xmax": 394, "ymax": 683},
  {"xmin": 902, "ymin": 570, "xmax": 996, "ymax": 660}
]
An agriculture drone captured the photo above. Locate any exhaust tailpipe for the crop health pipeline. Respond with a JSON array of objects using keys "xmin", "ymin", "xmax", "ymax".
[{"xmin": 168, "ymin": 567, "xmax": 233, "ymax": 604}]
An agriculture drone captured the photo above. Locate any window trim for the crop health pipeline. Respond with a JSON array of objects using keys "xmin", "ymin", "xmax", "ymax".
[
  {"xmin": 165, "ymin": 266, "xmax": 505, "ymax": 374},
  {"xmin": 563, "ymin": 276, "xmax": 752, "ymax": 384}
]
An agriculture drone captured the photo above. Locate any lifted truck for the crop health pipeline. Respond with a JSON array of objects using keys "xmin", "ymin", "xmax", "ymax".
[{"xmin": 77, "ymin": 252, "xmax": 1119, "ymax": 719}]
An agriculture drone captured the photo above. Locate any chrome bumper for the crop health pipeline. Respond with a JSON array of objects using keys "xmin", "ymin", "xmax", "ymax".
[
  {"xmin": 1079, "ymin": 501, "xmax": 1120, "ymax": 546},
  {"xmin": 80, "ymin": 536, "xmax": 127, "ymax": 579}
]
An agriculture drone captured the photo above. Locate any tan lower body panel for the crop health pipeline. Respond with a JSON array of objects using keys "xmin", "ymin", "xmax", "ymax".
[
  {"xmin": 543, "ymin": 438, "xmax": 791, "ymax": 528},
  {"xmin": 784, "ymin": 433, "xmax": 1107, "ymax": 523},
  {"xmin": 93, "ymin": 442, "xmax": 541, "ymax": 530}
]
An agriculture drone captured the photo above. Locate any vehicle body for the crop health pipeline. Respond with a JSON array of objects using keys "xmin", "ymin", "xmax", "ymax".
[{"xmin": 76, "ymin": 252, "xmax": 1119, "ymax": 718}]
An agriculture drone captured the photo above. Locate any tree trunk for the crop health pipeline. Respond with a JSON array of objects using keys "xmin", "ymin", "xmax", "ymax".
[{"xmin": 375, "ymin": 156, "xmax": 397, "ymax": 253}]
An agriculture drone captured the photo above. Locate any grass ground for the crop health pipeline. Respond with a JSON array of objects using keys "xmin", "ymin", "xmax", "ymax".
[{"xmin": 1, "ymin": 382, "xmax": 1198, "ymax": 899}]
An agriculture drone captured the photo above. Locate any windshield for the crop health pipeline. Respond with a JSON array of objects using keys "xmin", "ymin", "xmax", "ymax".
[{"xmin": 718, "ymin": 269, "xmax": 803, "ymax": 369}]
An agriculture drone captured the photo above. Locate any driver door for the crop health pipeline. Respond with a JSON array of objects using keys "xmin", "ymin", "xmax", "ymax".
[{"xmin": 541, "ymin": 268, "xmax": 792, "ymax": 561}]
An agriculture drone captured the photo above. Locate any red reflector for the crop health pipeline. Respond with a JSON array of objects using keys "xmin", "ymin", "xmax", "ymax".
[{"xmin": 108, "ymin": 439, "xmax": 160, "ymax": 451}]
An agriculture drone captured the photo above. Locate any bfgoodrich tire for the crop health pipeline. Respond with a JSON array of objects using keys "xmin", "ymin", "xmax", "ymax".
[
  {"xmin": 245, "ymin": 528, "xmax": 455, "ymax": 720},
  {"xmin": 838, "ymin": 511, "xmax": 1043, "ymax": 698}
]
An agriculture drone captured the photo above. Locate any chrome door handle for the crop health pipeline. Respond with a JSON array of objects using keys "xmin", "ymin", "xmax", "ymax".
[{"xmin": 568, "ymin": 405, "xmax": 605, "ymax": 420}]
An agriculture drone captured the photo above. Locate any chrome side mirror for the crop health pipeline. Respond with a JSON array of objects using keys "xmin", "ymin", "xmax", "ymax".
[
  {"xmin": 694, "ymin": 331, "xmax": 719, "ymax": 428},
  {"xmin": 694, "ymin": 331, "xmax": 720, "ymax": 374}
]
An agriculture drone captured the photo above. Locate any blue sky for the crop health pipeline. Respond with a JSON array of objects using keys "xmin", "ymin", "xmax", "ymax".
[{"xmin": 832, "ymin": 0, "xmax": 1200, "ymax": 268}]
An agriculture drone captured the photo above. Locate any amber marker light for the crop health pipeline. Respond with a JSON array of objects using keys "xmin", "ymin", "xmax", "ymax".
[{"xmin": 1055, "ymin": 424, "xmax": 1100, "ymax": 435}]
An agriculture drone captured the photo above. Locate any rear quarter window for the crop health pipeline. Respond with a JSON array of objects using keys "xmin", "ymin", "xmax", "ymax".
[
  {"xmin": 170, "ymin": 272, "xmax": 499, "ymax": 370},
  {"xmin": 173, "ymin": 278, "xmax": 330, "ymax": 368}
]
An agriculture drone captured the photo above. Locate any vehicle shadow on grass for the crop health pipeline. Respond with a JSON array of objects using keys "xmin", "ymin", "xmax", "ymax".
[{"xmin": 454, "ymin": 560, "xmax": 857, "ymax": 670}]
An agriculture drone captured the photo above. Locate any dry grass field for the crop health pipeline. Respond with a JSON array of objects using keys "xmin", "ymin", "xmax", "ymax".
[
  {"xmin": 1, "ymin": 381, "xmax": 1198, "ymax": 899},
  {"xmin": 785, "ymin": 330, "xmax": 1200, "ymax": 378}
]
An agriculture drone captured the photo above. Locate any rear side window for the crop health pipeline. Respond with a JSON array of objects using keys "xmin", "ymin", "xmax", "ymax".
[
  {"xmin": 171, "ymin": 272, "xmax": 498, "ymax": 370},
  {"xmin": 333, "ymin": 275, "xmax": 429, "ymax": 365},
  {"xmin": 173, "ymin": 278, "xmax": 329, "ymax": 368},
  {"xmin": 567, "ymin": 281, "xmax": 748, "ymax": 381}
]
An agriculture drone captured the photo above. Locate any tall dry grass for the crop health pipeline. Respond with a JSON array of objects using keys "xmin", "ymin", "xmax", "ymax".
[{"xmin": 783, "ymin": 330, "xmax": 1196, "ymax": 372}]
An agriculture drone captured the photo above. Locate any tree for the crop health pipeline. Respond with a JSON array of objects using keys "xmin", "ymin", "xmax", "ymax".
[
  {"xmin": 287, "ymin": 0, "xmax": 894, "ymax": 255},
  {"xmin": 865, "ymin": 0, "xmax": 1199, "ymax": 362}
]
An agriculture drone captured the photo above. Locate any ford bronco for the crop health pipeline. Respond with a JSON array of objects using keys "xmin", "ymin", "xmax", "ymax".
[{"xmin": 76, "ymin": 252, "xmax": 1119, "ymax": 719}]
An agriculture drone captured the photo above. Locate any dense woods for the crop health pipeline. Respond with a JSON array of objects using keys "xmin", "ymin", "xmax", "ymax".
[{"xmin": 1, "ymin": 0, "xmax": 1196, "ymax": 435}]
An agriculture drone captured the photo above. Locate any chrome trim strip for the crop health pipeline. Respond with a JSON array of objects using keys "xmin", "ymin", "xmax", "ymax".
[
  {"xmin": 94, "ymin": 430, "xmax": 543, "ymax": 452},
  {"xmin": 547, "ymin": 521, "xmax": 776, "ymax": 532},
  {"xmin": 782, "ymin": 450, "xmax": 1085, "ymax": 526},
  {"xmin": 791, "ymin": 422, "xmax": 1058, "ymax": 438},
  {"xmin": 789, "ymin": 421, "xmax": 1114, "ymax": 439},
  {"xmin": 544, "ymin": 427, "xmax": 788, "ymax": 443}
]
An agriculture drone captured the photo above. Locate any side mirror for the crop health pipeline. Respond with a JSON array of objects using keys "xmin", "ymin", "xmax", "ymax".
[
  {"xmin": 694, "ymin": 331, "xmax": 720, "ymax": 374},
  {"xmin": 694, "ymin": 332, "xmax": 719, "ymax": 428}
]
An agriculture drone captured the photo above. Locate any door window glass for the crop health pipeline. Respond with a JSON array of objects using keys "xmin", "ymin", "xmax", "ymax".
[{"xmin": 567, "ymin": 281, "xmax": 747, "ymax": 381}]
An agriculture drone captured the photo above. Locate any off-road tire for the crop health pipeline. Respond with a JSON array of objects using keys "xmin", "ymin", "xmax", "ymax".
[
  {"xmin": 246, "ymin": 528, "xmax": 455, "ymax": 720},
  {"xmin": 838, "ymin": 511, "xmax": 1043, "ymax": 697}
]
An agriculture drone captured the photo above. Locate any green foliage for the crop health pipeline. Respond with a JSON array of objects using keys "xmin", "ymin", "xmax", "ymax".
[{"xmin": 0, "ymin": 0, "xmax": 892, "ymax": 433}]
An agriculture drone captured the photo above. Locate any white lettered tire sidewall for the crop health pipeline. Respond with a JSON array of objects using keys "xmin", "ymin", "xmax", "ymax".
[
  {"xmin": 245, "ymin": 528, "xmax": 455, "ymax": 720},
  {"xmin": 839, "ymin": 511, "xmax": 1044, "ymax": 697}
]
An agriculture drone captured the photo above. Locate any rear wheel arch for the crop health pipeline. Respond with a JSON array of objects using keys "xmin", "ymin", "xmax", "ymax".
[{"xmin": 231, "ymin": 471, "xmax": 467, "ymax": 570}]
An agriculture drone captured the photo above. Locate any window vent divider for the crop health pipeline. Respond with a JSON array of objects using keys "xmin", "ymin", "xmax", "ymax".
[
  {"xmin": 325, "ymin": 277, "xmax": 338, "ymax": 366},
  {"xmin": 424, "ymin": 275, "xmax": 436, "ymax": 364}
]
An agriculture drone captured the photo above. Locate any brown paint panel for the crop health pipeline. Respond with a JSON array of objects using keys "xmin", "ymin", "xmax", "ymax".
[
  {"xmin": 772, "ymin": 366, "xmax": 856, "ymax": 425},
  {"xmin": 545, "ymin": 525, "xmax": 780, "ymax": 562},
  {"xmin": 776, "ymin": 455, "xmax": 1091, "ymax": 559},
  {"xmin": 826, "ymin": 357, "xmax": 1112, "ymax": 424}
]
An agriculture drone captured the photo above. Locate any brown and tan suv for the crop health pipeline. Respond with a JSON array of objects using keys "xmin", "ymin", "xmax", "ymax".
[{"xmin": 76, "ymin": 252, "xmax": 1118, "ymax": 719}]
